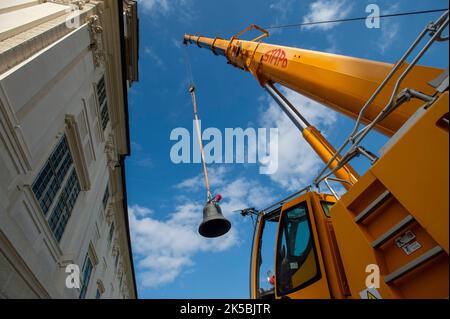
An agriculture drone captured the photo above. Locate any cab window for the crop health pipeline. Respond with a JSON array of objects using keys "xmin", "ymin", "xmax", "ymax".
[
  {"xmin": 255, "ymin": 211, "xmax": 279, "ymax": 299},
  {"xmin": 321, "ymin": 201, "xmax": 335, "ymax": 217},
  {"xmin": 276, "ymin": 202, "xmax": 321, "ymax": 296}
]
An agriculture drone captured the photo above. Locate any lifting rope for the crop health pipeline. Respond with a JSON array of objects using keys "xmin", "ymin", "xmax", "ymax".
[
  {"xmin": 264, "ymin": 8, "xmax": 449, "ymax": 30},
  {"xmin": 184, "ymin": 46, "xmax": 213, "ymax": 201},
  {"xmin": 203, "ymin": 8, "xmax": 448, "ymax": 36}
]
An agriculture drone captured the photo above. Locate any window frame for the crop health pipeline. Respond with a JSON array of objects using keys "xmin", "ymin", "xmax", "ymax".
[
  {"xmin": 95, "ymin": 75, "xmax": 109, "ymax": 131},
  {"xmin": 275, "ymin": 201, "xmax": 322, "ymax": 297},
  {"xmin": 320, "ymin": 201, "xmax": 335, "ymax": 218},
  {"xmin": 79, "ymin": 254, "xmax": 94, "ymax": 299},
  {"xmin": 32, "ymin": 135, "xmax": 73, "ymax": 216},
  {"xmin": 102, "ymin": 184, "xmax": 110, "ymax": 210},
  {"xmin": 31, "ymin": 134, "xmax": 81, "ymax": 242},
  {"xmin": 114, "ymin": 251, "xmax": 120, "ymax": 270},
  {"xmin": 108, "ymin": 222, "xmax": 115, "ymax": 246},
  {"xmin": 253, "ymin": 208, "xmax": 280, "ymax": 299},
  {"xmin": 47, "ymin": 168, "xmax": 81, "ymax": 242}
]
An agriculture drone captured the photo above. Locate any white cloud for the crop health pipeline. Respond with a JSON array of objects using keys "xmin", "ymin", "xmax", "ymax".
[
  {"xmin": 129, "ymin": 141, "xmax": 154, "ymax": 168},
  {"xmin": 129, "ymin": 201, "xmax": 239, "ymax": 288},
  {"xmin": 258, "ymin": 87, "xmax": 338, "ymax": 191},
  {"xmin": 269, "ymin": 0, "xmax": 294, "ymax": 24},
  {"xmin": 130, "ymin": 165, "xmax": 275, "ymax": 289},
  {"xmin": 219, "ymin": 177, "xmax": 276, "ymax": 214},
  {"xmin": 377, "ymin": 4, "xmax": 401, "ymax": 54},
  {"xmin": 175, "ymin": 165, "xmax": 275, "ymax": 212},
  {"xmin": 378, "ymin": 23, "xmax": 399, "ymax": 54},
  {"xmin": 174, "ymin": 166, "xmax": 229, "ymax": 190},
  {"xmin": 325, "ymin": 33, "xmax": 338, "ymax": 53},
  {"xmin": 130, "ymin": 204, "xmax": 154, "ymax": 218},
  {"xmin": 302, "ymin": 0, "xmax": 352, "ymax": 30},
  {"xmin": 143, "ymin": 46, "xmax": 165, "ymax": 69},
  {"xmin": 131, "ymin": 141, "xmax": 143, "ymax": 152},
  {"xmin": 139, "ymin": 0, "xmax": 170, "ymax": 13},
  {"xmin": 172, "ymin": 37, "xmax": 183, "ymax": 49},
  {"xmin": 139, "ymin": 0, "xmax": 194, "ymax": 23}
]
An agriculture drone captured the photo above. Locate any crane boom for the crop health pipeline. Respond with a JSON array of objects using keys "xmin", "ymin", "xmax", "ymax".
[{"xmin": 183, "ymin": 31, "xmax": 443, "ymax": 136}]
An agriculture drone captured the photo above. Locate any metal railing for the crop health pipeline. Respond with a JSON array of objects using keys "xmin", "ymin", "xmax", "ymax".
[{"xmin": 313, "ymin": 10, "xmax": 449, "ymax": 188}]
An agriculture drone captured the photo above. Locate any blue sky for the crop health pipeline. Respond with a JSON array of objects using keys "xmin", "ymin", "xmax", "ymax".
[{"xmin": 125, "ymin": 0, "xmax": 449, "ymax": 298}]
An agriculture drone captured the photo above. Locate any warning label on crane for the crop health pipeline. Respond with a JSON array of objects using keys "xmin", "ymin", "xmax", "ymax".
[{"xmin": 359, "ymin": 287, "xmax": 383, "ymax": 299}]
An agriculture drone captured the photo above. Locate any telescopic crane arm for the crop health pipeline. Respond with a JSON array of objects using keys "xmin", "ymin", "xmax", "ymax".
[
  {"xmin": 183, "ymin": 26, "xmax": 443, "ymax": 189},
  {"xmin": 183, "ymin": 26, "xmax": 442, "ymax": 136}
]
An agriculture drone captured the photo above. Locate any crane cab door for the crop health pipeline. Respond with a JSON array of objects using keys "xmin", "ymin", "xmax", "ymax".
[
  {"xmin": 251, "ymin": 208, "xmax": 280, "ymax": 299},
  {"xmin": 251, "ymin": 191, "xmax": 336, "ymax": 299},
  {"xmin": 273, "ymin": 192, "xmax": 332, "ymax": 299}
]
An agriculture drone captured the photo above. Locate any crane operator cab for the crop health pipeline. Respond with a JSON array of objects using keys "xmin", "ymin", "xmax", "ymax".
[{"xmin": 250, "ymin": 190, "xmax": 345, "ymax": 299}]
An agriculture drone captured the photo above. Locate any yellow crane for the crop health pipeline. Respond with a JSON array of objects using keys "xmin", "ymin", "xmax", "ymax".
[{"xmin": 183, "ymin": 10, "xmax": 449, "ymax": 299}]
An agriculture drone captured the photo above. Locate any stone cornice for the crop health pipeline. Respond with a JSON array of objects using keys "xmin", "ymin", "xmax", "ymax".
[
  {"xmin": 99, "ymin": 1, "xmax": 128, "ymax": 156},
  {"xmin": 0, "ymin": 3, "xmax": 96, "ymax": 75}
]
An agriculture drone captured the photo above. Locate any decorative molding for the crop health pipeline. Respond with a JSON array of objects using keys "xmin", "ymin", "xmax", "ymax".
[
  {"xmin": 88, "ymin": 241, "xmax": 99, "ymax": 266},
  {"xmin": 122, "ymin": 0, "xmax": 139, "ymax": 84},
  {"xmin": 87, "ymin": 15, "xmax": 105, "ymax": 67},
  {"xmin": 96, "ymin": 279, "xmax": 105, "ymax": 294},
  {"xmin": 102, "ymin": 256, "xmax": 107, "ymax": 271},
  {"xmin": 58, "ymin": 253, "xmax": 76, "ymax": 267},
  {"xmin": 0, "ymin": 86, "xmax": 33, "ymax": 173},
  {"xmin": 117, "ymin": 260, "xmax": 123, "ymax": 277},
  {"xmin": 0, "ymin": 229, "xmax": 50, "ymax": 298},
  {"xmin": 0, "ymin": 3, "xmax": 96, "ymax": 75},
  {"xmin": 65, "ymin": 115, "xmax": 91, "ymax": 190},
  {"xmin": 50, "ymin": 0, "xmax": 89, "ymax": 9},
  {"xmin": 105, "ymin": 202, "xmax": 115, "ymax": 224},
  {"xmin": 112, "ymin": 241, "xmax": 119, "ymax": 256},
  {"xmin": 120, "ymin": 278, "xmax": 128, "ymax": 295},
  {"xmin": 22, "ymin": 185, "xmax": 63, "ymax": 261},
  {"xmin": 100, "ymin": 2, "xmax": 129, "ymax": 156},
  {"xmin": 105, "ymin": 133, "xmax": 120, "ymax": 170}
]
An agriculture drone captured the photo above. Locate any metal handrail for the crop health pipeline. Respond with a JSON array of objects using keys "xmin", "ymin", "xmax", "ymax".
[
  {"xmin": 323, "ymin": 177, "xmax": 353, "ymax": 200},
  {"xmin": 259, "ymin": 185, "xmax": 312, "ymax": 215},
  {"xmin": 313, "ymin": 10, "xmax": 449, "ymax": 187}
]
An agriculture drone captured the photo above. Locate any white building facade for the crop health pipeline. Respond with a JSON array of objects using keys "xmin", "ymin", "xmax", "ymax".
[{"xmin": 0, "ymin": 0, "xmax": 139, "ymax": 298}]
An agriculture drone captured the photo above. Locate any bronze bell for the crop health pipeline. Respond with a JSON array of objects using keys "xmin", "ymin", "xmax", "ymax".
[{"xmin": 198, "ymin": 201, "xmax": 231, "ymax": 238}]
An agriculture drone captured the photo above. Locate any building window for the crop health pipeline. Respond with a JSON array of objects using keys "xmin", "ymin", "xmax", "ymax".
[
  {"xmin": 32, "ymin": 135, "xmax": 81, "ymax": 242},
  {"xmin": 115, "ymin": 252, "xmax": 120, "ymax": 270},
  {"xmin": 32, "ymin": 136, "xmax": 73, "ymax": 215},
  {"xmin": 108, "ymin": 222, "xmax": 115, "ymax": 245},
  {"xmin": 48, "ymin": 169, "xmax": 81, "ymax": 241},
  {"xmin": 96, "ymin": 75, "xmax": 109, "ymax": 130},
  {"xmin": 79, "ymin": 254, "xmax": 93, "ymax": 299},
  {"xmin": 102, "ymin": 185, "xmax": 109, "ymax": 210}
]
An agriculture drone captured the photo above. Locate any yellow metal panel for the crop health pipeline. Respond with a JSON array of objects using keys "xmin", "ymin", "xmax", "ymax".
[
  {"xmin": 331, "ymin": 93, "xmax": 449, "ymax": 298},
  {"xmin": 372, "ymin": 92, "xmax": 449, "ymax": 253}
]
